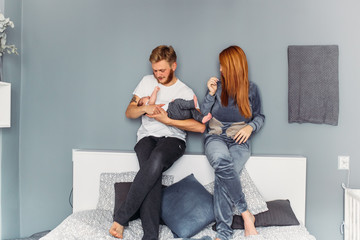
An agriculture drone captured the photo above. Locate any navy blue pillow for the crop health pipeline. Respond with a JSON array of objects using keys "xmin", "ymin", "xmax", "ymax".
[{"xmin": 161, "ymin": 174, "xmax": 215, "ymax": 238}]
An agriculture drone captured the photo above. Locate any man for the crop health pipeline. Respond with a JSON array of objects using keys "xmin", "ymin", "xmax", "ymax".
[{"xmin": 109, "ymin": 45, "xmax": 205, "ymax": 240}]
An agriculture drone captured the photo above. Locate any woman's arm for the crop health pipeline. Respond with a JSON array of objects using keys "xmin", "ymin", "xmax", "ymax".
[
  {"xmin": 200, "ymin": 77, "xmax": 219, "ymax": 115},
  {"xmin": 233, "ymin": 84, "xmax": 265, "ymax": 144},
  {"xmin": 247, "ymin": 84, "xmax": 265, "ymax": 132}
]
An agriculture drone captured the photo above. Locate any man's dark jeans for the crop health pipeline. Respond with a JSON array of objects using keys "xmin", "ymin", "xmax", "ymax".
[{"xmin": 113, "ymin": 136, "xmax": 186, "ymax": 240}]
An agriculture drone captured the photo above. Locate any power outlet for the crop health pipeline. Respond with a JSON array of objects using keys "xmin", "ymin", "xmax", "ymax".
[{"xmin": 338, "ymin": 156, "xmax": 350, "ymax": 170}]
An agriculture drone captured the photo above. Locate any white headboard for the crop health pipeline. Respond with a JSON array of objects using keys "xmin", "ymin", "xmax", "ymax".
[{"xmin": 72, "ymin": 149, "xmax": 307, "ymax": 224}]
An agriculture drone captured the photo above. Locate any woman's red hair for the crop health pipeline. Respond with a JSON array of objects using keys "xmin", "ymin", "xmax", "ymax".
[{"xmin": 219, "ymin": 46, "xmax": 251, "ymax": 118}]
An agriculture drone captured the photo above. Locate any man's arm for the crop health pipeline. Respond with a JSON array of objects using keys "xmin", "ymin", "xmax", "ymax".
[
  {"xmin": 147, "ymin": 107, "xmax": 205, "ymax": 133},
  {"xmin": 168, "ymin": 118, "xmax": 206, "ymax": 133},
  {"xmin": 125, "ymin": 95, "xmax": 164, "ymax": 119}
]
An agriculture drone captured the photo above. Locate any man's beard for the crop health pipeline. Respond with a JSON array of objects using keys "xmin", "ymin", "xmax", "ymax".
[{"xmin": 155, "ymin": 69, "xmax": 174, "ymax": 85}]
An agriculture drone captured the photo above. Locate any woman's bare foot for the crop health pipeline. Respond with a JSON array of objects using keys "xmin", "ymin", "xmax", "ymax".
[
  {"xmin": 109, "ymin": 222, "xmax": 124, "ymax": 239},
  {"xmin": 242, "ymin": 210, "xmax": 258, "ymax": 237},
  {"xmin": 202, "ymin": 113, "xmax": 212, "ymax": 123}
]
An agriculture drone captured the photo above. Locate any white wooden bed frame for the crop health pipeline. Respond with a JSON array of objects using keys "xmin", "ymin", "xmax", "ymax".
[{"xmin": 72, "ymin": 149, "xmax": 307, "ymax": 225}]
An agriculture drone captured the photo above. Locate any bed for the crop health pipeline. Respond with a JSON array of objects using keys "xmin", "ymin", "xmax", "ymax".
[{"xmin": 39, "ymin": 149, "xmax": 316, "ymax": 240}]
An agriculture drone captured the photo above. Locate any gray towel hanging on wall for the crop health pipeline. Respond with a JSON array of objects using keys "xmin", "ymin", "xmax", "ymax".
[{"xmin": 288, "ymin": 45, "xmax": 339, "ymax": 126}]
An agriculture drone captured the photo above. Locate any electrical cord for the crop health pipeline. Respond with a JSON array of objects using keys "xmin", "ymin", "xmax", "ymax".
[{"xmin": 69, "ymin": 188, "xmax": 73, "ymax": 208}]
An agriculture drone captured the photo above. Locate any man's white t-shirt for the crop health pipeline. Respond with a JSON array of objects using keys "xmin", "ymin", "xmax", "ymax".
[{"xmin": 133, "ymin": 75, "xmax": 196, "ymax": 142}]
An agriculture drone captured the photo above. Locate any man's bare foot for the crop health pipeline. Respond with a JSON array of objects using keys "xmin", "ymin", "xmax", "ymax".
[
  {"xmin": 109, "ymin": 221, "xmax": 124, "ymax": 239},
  {"xmin": 193, "ymin": 95, "xmax": 198, "ymax": 108},
  {"xmin": 242, "ymin": 210, "xmax": 258, "ymax": 236},
  {"xmin": 202, "ymin": 113, "xmax": 212, "ymax": 123}
]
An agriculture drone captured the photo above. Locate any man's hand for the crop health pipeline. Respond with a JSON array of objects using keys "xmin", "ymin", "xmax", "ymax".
[
  {"xmin": 144, "ymin": 104, "xmax": 165, "ymax": 115},
  {"xmin": 233, "ymin": 125, "xmax": 253, "ymax": 144},
  {"xmin": 146, "ymin": 107, "xmax": 170, "ymax": 124},
  {"xmin": 125, "ymin": 94, "xmax": 165, "ymax": 119},
  {"xmin": 147, "ymin": 108, "xmax": 205, "ymax": 133}
]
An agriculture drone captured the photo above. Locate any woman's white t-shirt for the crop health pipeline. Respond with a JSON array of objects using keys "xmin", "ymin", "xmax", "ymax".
[{"xmin": 133, "ymin": 75, "xmax": 196, "ymax": 142}]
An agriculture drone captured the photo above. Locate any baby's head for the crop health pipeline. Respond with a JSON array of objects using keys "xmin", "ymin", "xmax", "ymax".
[{"xmin": 138, "ymin": 96, "xmax": 150, "ymax": 106}]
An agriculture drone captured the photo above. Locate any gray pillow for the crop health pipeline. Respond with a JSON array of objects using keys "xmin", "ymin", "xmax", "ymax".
[
  {"xmin": 212, "ymin": 199, "xmax": 299, "ymax": 229},
  {"xmin": 203, "ymin": 167, "xmax": 268, "ymax": 215},
  {"xmin": 96, "ymin": 172, "xmax": 173, "ymax": 212}
]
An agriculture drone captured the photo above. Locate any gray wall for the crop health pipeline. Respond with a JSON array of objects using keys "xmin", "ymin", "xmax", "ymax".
[
  {"xmin": 1, "ymin": 1, "xmax": 5, "ymax": 238},
  {"xmin": 1, "ymin": 0, "xmax": 22, "ymax": 239},
  {"xmin": 0, "ymin": 3, "xmax": 3, "ymax": 237},
  {"xmin": 1, "ymin": 0, "xmax": 360, "ymax": 239}
]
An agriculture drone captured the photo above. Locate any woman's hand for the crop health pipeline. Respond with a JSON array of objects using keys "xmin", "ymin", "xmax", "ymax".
[
  {"xmin": 207, "ymin": 77, "xmax": 219, "ymax": 96},
  {"xmin": 234, "ymin": 125, "xmax": 253, "ymax": 144}
]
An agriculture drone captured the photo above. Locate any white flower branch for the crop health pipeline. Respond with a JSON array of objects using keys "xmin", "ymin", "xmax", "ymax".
[{"xmin": 0, "ymin": 12, "xmax": 18, "ymax": 56}]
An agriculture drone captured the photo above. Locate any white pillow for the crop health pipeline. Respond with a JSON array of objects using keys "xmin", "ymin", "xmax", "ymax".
[
  {"xmin": 96, "ymin": 172, "xmax": 174, "ymax": 212},
  {"xmin": 204, "ymin": 167, "xmax": 268, "ymax": 215}
]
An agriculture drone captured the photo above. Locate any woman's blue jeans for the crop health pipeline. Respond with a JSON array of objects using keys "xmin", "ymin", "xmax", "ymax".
[{"xmin": 205, "ymin": 134, "xmax": 250, "ymax": 240}]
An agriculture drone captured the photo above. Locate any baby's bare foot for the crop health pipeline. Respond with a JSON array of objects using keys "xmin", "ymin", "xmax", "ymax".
[
  {"xmin": 193, "ymin": 95, "xmax": 198, "ymax": 108},
  {"xmin": 202, "ymin": 113, "xmax": 212, "ymax": 123},
  {"xmin": 109, "ymin": 222, "xmax": 124, "ymax": 239}
]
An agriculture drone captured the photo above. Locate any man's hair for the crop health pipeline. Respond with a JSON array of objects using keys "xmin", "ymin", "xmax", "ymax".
[{"xmin": 149, "ymin": 45, "xmax": 177, "ymax": 65}]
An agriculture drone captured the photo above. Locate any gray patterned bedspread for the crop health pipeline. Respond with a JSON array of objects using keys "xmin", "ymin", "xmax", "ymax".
[
  {"xmin": 39, "ymin": 209, "xmax": 316, "ymax": 240},
  {"xmin": 6, "ymin": 231, "xmax": 50, "ymax": 240}
]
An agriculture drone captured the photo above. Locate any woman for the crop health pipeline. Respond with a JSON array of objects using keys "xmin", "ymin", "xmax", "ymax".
[{"xmin": 201, "ymin": 46, "xmax": 265, "ymax": 240}]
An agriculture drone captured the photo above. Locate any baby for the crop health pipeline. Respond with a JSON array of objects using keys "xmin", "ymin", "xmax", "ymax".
[{"xmin": 138, "ymin": 86, "xmax": 212, "ymax": 124}]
